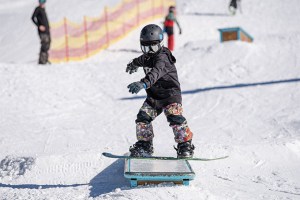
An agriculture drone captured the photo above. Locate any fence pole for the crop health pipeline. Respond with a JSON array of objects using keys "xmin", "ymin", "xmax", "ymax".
[
  {"xmin": 161, "ymin": 0, "xmax": 164, "ymax": 16},
  {"xmin": 136, "ymin": 0, "xmax": 140, "ymax": 26},
  {"xmin": 104, "ymin": 6, "xmax": 110, "ymax": 48},
  {"xmin": 122, "ymin": 0, "xmax": 126, "ymax": 35},
  {"xmin": 152, "ymin": 0, "xmax": 155, "ymax": 19},
  {"xmin": 83, "ymin": 16, "xmax": 89, "ymax": 58},
  {"xmin": 63, "ymin": 17, "xmax": 69, "ymax": 62}
]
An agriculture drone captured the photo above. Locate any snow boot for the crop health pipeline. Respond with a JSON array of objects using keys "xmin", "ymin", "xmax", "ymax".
[
  {"xmin": 175, "ymin": 140, "xmax": 195, "ymax": 158},
  {"xmin": 129, "ymin": 140, "xmax": 153, "ymax": 157},
  {"xmin": 39, "ymin": 52, "xmax": 48, "ymax": 64}
]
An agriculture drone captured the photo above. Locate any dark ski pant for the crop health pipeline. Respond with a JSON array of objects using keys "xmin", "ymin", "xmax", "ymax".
[
  {"xmin": 135, "ymin": 101, "xmax": 193, "ymax": 143},
  {"xmin": 39, "ymin": 33, "xmax": 51, "ymax": 64}
]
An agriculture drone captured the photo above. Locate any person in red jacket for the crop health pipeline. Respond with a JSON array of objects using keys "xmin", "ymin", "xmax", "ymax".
[{"xmin": 163, "ymin": 6, "xmax": 182, "ymax": 51}]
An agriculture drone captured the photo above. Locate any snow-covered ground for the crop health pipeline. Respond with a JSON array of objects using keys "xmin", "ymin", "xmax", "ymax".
[{"xmin": 0, "ymin": 0, "xmax": 300, "ymax": 199}]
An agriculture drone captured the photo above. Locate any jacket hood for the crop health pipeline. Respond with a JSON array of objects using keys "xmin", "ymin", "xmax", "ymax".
[{"xmin": 162, "ymin": 47, "xmax": 176, "ymax": 64}]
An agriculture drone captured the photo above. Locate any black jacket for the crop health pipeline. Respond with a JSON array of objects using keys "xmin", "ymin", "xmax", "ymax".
[
  {"xmin": 230, "ymin": 0, "xmax": 237, "ymax": 9},
  {"xmin": 32, "ymin": 6, "xmax": 50, "ymax": 34},
  {"xmin": 134, "ymin": 47, "xmax": 182, "ymax": 106}
]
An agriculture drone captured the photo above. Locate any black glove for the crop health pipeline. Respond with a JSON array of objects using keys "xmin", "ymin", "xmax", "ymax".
[
  {"xmin": 127, "ymin": 81, "xmax": 145, "ymax": 94},
  {"xmin": 126, "ymin": 58, "xmax": 142, "ymax": 74}
]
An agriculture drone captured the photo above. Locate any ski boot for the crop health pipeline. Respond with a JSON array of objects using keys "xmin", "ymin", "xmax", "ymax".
[
  {"xmin": 129, "ymin": 140, "xmax": 154, "ymax": 157},
  {"xmin": 175, "ymin": 140, "xmax": 195, "ymax": 158}
]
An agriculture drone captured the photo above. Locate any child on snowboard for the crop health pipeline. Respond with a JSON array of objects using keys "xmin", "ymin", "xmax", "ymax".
[{"xmin": 126, "ymin": 24, "xmax": 195, "ymax": 158}]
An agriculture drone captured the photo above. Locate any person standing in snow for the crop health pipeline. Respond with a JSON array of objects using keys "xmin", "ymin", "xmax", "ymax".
[
  {"xmin": 126, "ymin": 24, "xmax": 195, "ymax": 158},
  {"xmin": 31, "ymin": 0, "xmax": 51, "ymax": 64},
  {"xmin": 229, "ymin": 0, "xmax": 242, "ymax": 15},
  {"xmin": 163, "ymin": 6, "xmax": 182, "ymax": 51}
]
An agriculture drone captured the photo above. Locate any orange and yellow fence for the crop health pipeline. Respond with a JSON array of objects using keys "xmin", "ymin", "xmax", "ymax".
[{"xmin": 49, "ymin": 0, "xmax": 175, "ymax": 63}]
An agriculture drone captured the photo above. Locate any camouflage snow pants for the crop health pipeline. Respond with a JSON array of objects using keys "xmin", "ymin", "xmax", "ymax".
[
  {"xmin": 39, "ymin": 33, "xmax": 51, "ymax": 64},
  {"xmin": 135, "ymin": 101, "xmax": 193, "ymax": 143}
]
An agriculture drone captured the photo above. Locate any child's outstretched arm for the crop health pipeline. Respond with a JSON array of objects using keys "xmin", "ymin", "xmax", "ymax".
[
  {"xmin": 127, "ymin": 81, "xmax": 147, "ymax": 94},
  {"xmin": 126, "ymin": 55, "xmax": 147, "ymax": 94},
  {"xmin": 126, "ymin": 56, "xmax": 144, "ymax": 74}
]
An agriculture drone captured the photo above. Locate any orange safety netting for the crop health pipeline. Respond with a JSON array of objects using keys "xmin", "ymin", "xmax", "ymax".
[{"xmin": 49, "ymin": 0, "xmax": 175, "ymax": 63}]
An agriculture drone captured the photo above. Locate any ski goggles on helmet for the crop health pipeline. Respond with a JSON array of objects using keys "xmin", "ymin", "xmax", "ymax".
[{"xmin": 140, "ymin": 41, "xmax": 163, "ymax": 55}]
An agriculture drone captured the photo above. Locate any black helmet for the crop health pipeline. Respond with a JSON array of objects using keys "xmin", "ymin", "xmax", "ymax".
[{"xmin": 140, "ymin": 24, "xmax": 164, "ymax": 55}]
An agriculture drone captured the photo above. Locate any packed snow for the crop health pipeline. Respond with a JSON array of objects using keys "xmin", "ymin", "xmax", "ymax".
[{"xmin": 0, "ymin": 0, "xmax": 300, "ymax": 199}]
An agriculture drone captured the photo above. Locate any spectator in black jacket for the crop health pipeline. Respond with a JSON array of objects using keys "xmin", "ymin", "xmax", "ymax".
[
  {"xmin": 126, "ymin": 24, "xmax": 195, "ymax": 158},
  {"xmin": 31, "ymin": 0, "xmax": 51, "ymax": 64},
  {"xmin": 229, "ymin": 0, "xmax": 242, "ymax": 15}
]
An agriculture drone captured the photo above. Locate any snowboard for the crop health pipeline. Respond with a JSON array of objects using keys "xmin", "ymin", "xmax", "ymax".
[{"xmin": 102, "ymin": 152, "xmax": 228, "ymax": 161}]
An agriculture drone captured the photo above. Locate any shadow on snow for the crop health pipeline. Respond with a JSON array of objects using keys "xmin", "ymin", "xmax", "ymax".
[
  {"xmin": 0, "ymin": 183, "xmax": 87, "ymax": 189},
  {"xmin": 0, "ymin": 159, "xmax": 130, "ymax": 197},
  {"xmin": 89, "ymin": 158, "xmax": 129, "ymax": 197},
  {"xmin": 119, "ymin": 78, "xmax": 300, "ymax": 101},
  {"xmin": 185, "ymin": 12, "xmax": 231, "ymax": 17}
]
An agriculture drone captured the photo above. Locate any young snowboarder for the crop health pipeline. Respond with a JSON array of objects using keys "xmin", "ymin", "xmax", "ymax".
[
  {"xmin": 126, "ymin": 24, "xmax": 195, "ymax": 158},
  {"xmin": 163, "ymin": 6, "xmax": 182, "ymax": 51},
  {"xmin": 31, "ymin": 0, "xmax": 51, "ymax": 64}
]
